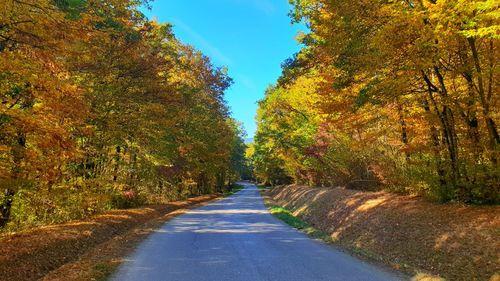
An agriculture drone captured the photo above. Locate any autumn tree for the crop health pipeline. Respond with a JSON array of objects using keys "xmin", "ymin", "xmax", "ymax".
[
  {"xmin": 253, "ymin": 0, "xmax": 499, "ymax": 203},
  {"xmin": 0, "ymin": 0, "xmax": 245, "ymax": 229}
]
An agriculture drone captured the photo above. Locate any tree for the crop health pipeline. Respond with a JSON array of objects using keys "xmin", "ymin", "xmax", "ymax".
[
  {"xmin": 253, "ymin": 0, "xmax": 499, "ymax": 203},
  {"xmin": 0, "ymin": 0, "xmax": 246, "ymax": 230}
]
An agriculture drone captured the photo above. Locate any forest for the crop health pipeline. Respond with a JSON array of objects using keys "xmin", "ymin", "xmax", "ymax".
[
  {"xmin": 250, "ymin": 0, "xmax": 499, "ymax": 204},
  {"xmin": 0, "ymin": 0, "xmax": 498, "ymax": 234},
  {"xmin": 0, "ymin": 1, "xmax": 498, "ymax": 280},
  {"xmin": 0, "ymin": 0, "xmax": 248, "ymax": 231}
]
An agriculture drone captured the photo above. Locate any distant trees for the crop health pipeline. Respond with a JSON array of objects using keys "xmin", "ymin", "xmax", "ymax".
[
  {"xmin": 252, "ymin": 0, "xmax": 499, "ymax": 203},
  {"xmin": 0, "ymin": 0, "xmax": 246, "ymax": 230}
]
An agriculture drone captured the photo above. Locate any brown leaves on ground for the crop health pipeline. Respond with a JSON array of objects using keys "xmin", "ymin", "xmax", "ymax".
[
  {"xmin": 266, "ymin": 185, "xmax": 500, "ymax": 281},
  {"xmin": 0, "ymin": 195, "xmax": 218, "ymax": 281}
]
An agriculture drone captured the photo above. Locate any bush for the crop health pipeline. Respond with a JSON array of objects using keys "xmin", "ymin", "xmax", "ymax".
[
  {"xmin": 4, "ymin": 186, "xmax": 113, "ymax": 232},
  {"xmin": 110, "ymin": 190, "xmax": 144, "ymax": 209}
]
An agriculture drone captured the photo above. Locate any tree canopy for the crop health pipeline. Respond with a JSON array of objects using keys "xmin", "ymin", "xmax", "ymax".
[
  {"xmin": 0, "ymin": 0, "xmax": 247, "ymax": 229},
  {"xmin": 252, "ymin": 0, "xmax": 499, "ymax": 204}
]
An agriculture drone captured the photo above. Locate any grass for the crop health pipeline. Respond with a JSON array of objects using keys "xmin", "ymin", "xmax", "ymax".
[
  {"xmin": 91, "ymin": 263, "xmax": 116, "ymax": 281},
  {"xmin": 268, "ymin": 205, "xmax": 334, "ymax": 242},
  {"xmin": 259, "ymin": 186, "xmax": 332, "ymax": 244}
]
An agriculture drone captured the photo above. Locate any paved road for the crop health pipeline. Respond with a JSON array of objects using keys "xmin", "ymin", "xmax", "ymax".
[{"xmin": 111, "ymin": 182, "xmax": 403, "ymax": 281}]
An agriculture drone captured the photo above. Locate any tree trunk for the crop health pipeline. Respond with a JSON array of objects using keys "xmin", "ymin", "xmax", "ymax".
[
  {"xmin": 468, "ymin": 37, "xmax": 500, "ymax": 151},
  {"xmin": 397, "ymin": 102, "xmax": 410, "ymax": 161},
  {"xmin": 1, "ymin": 131, "xmax": 27, "ymax": 228},
  {"xmin": 113, "ymin": 145, "xmax": 121, "ymax": 182},
  {"xmin": 423, "ymin": 70, "xmax": 459, "ymax": 190},
  {"xmin": 0, "ymin": 189, "xmax": 15, "ymax": 228},
  {"xmin": 422, "ymin": 79, "xmax": 447, "ymax": 191}
]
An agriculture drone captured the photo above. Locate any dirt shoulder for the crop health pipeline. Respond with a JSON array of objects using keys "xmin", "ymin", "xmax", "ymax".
[
  {"xmin": 264, "ymin": 185, "xmax": 499, "ymax": 281},
  {"xmin": 0, "ymin": 195, "xmax": 218, "ymax": 281}
]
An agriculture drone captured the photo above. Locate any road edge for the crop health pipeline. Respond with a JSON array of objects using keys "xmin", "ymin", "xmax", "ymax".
[
  {"xmin": 257, "ymin": 186, "xmax": 443, "ymax": 281},
  {"xmin": 39, "ymin": 196, "xmax": 220, "ymax": 281}
]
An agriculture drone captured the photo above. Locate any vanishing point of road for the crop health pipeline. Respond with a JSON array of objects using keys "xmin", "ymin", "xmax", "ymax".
[{"xmin": 111, "ymin": 182, "xmax": 403, "ymax": 281}]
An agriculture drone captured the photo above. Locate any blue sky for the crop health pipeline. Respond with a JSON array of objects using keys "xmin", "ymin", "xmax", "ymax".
[{"xmin": 141, "ymin": 0, "xmax": 304, "ymax": 137}]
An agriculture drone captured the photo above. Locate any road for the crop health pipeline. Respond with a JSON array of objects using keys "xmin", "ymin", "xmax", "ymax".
[{"xmin": 111, "ymin": 182, "xmax": 403, "ymax": 281}]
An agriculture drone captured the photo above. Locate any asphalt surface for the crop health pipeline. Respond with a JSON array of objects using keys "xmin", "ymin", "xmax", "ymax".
[{"xmin": 111, "ymin": 182, "xmax": 403, "ymax": 281}]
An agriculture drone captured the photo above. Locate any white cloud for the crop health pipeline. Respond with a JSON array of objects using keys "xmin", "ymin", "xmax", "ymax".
[
  {"xmin": 238, "ymin": 74, "xmax": 258, "ymax": 91},
  {"xmin": 171, "ymin": 18, "xmax": 233, "ymax": 66}
]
